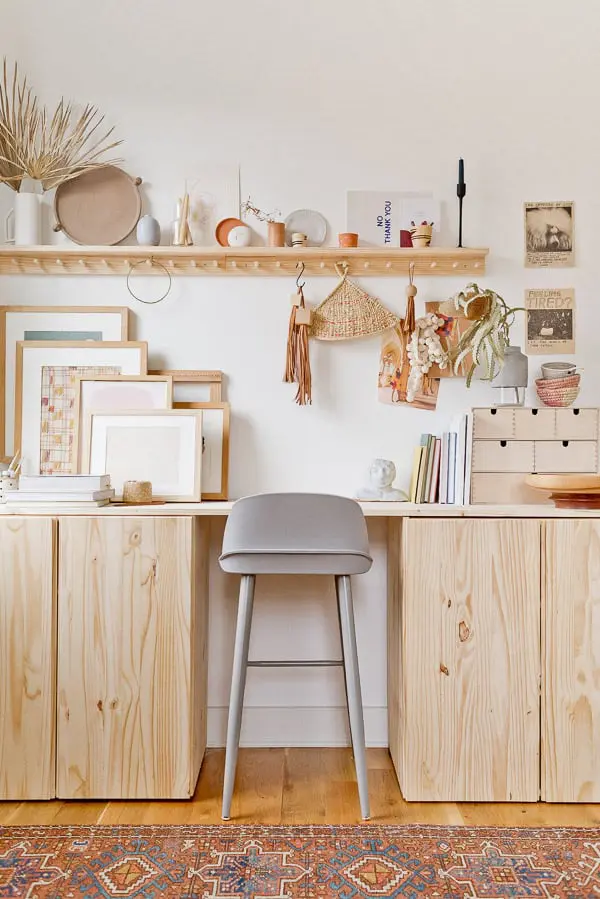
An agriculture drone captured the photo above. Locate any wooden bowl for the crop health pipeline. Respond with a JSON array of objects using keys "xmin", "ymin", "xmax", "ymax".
[
  {"xmin": 526, "ymin": 474, "xmax": 600, "ymax": 508},
  {"xmin": 526, "ymin": 474, "xmax": 600, "ymax": 492}
]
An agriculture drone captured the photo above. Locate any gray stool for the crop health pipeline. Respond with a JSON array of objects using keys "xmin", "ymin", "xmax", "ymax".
[{"xmin": 219, "ymin": 493, "xmax": 372, "ymax": 820}]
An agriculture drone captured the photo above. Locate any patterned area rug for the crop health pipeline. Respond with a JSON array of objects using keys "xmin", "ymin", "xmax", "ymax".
[{"xmin": 0, "ymin": 824, "xmax": 599, "ymax": 898}]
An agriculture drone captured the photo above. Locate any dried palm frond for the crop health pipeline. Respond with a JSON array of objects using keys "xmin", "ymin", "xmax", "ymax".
[{"xmin": 0, "ymin": 60, "xmax": 122, "ymax": 191}]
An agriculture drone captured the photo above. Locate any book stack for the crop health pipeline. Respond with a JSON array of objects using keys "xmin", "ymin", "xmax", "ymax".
[
  {"xmin": 409, "ymin": 412, "xmax": 473, "ymax": 505},
  {"xmin": 6, "ymin": 474, "xmax": 114, "ymax": 507}
]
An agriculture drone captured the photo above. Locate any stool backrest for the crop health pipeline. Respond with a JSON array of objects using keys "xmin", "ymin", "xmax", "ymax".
[{"xmin": 221, "ymin": 493, "xmax": 371, "ymax": 559}]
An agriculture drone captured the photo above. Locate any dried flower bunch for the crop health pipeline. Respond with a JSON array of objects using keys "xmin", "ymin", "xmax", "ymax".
[
  {"xmin": 448, "ymin": 282, "xmax": 522, "ymax": 385},
  {"xmin": 406, "ymin": 312, "xmax": 448, "ymax": 402},
  {"xmin": 0, "ymin": 60, "xmax": 122, "ymax": 191},
  {"xmin": 241, "ymin": 196, "xmax": 282, "ymax": 223}
]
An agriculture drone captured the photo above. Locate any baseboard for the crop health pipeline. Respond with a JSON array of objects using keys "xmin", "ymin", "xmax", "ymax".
[{"xmin": 207, "ymin": 705, "xmax": 388, "ymax": 748}]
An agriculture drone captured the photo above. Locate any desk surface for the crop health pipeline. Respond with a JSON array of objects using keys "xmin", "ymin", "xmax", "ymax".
[{"xmin": 0, "ymin": 500, "xmax": 599, "ymax": 518}]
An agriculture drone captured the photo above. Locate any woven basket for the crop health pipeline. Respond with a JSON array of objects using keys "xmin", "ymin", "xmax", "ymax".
[
  {"xmin": 310, "ymin": 270, "xmax": 399, "ymax": 340},
  {"xmin": 535, "ymin": 374, "xmax": 580, "ymax": 407}
]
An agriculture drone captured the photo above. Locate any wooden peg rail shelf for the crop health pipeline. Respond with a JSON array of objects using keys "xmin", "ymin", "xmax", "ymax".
[{"xmin": 0, "ymin": 246, "xmax": 488, "ymax": 277}]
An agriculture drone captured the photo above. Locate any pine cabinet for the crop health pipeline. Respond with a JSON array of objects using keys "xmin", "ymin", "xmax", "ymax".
[
  {"xmin": 543, "ymin": 520, "xmax": 600, "ymax": 802},
  {"xmin": 389, "ymin": 518, "xmax": 541, "ymax": 802},
  {"xmin": 56, "ymin": 516, "xmax": 209, "ymax": 799},
  {"xmin": 0, "ymin": 518, "xmax": 57, "ymax": 799}
]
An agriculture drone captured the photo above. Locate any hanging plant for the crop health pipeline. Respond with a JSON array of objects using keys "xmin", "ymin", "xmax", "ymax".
[
  {"xmin": 448, "ymin": 283, "xmax": 523, "ymax": 386},
  {"xmin": 406, "ymin": 312, "xmax": 449, "ymax": 402}
]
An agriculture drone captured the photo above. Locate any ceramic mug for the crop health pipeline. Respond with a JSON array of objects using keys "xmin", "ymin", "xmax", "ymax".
[
  {"xmin": 5, "ymin": 192, "xmax": 42, "ymax": 245},
  {"xmin": 338, "ymin": 232, "xmax": 358, "ymax": 248},
  {"xmin": 291, "ymin": 232, "xmax": 308, "ymax": 247}
]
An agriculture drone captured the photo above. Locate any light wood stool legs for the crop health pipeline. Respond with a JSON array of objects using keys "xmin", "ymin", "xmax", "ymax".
[
  {"xmin": 336, "ymin": 574, "xmax": 371, "ymax": 820},
  {"xmin": 222, "ymin": 574, "xmax": 255, "ymax": 820}
]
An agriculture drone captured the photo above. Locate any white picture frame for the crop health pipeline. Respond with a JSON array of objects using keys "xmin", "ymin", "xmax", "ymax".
[
  {"xmin": 16, "ymin": 341, "xmax": 147, "ymax": 476},
  {"xmin": 174, "ymin": 401, "xmax": 230, "ymax": 500},
  {"xmin": 85, "ymin": 410, "xmax": 203, "ymax": 502},
  {"xmin": 1, "ymin": 306, "xmax": 129, "ymax": 458},
  {"xmin": 73, "ymin": 374, "xmax": 173, "ymax": 473}
]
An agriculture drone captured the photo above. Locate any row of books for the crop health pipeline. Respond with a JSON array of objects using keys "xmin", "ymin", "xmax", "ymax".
[
  {"xmin": 6, "ymin": 474, "xmax": 114, "ymax": 507},
  {"xmin": 409, "ymin": 413, "xmax": 473, "ymax": 505}
]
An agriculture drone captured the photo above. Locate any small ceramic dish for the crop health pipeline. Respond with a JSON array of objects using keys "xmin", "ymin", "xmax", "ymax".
[{"xmin": 215, "ymin": 217, "xmax": 245, "ymax": 247}]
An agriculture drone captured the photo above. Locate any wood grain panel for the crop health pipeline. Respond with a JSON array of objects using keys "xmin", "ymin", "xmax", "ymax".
[
  {"xmin": 544, "ymin": 520, "xmax": 600, "ymax": 801},
  {"xmin": 57, "ymin": 516, "xmax": 207, "ymax": 799},
  {"xmin": 387, "ymin": 519, "xmax": 403, "ymax": 780},
  {"xmin": 0, "ymin": 517, "xmax": 56, "ymax": 799},
  {"xmin": 396, "ymin": 518, "xmax": 541, "ymax": 802}
]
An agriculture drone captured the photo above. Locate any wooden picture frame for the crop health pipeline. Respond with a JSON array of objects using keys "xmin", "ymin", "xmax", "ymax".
[
  {"xmin": 0, "ymin": 306, "xmax": 129, "ymax": 457},
  {"xmin": 16, "ymin": 341, "xmax": 147, "ymax": 476},
  {"xmin": 84, "ymin": 409, "xmax": 203, "ymax": 502},
  {"xmin": 72, "ymin": 374, "xmax": 173, "ymax": 473},
  {"xmin": 174, "ymin": 401, "xmax": 230, "ymax": 500},
  {"xmin": 150, "ymin": 369, "xmax": 223, "ymax": 402}
]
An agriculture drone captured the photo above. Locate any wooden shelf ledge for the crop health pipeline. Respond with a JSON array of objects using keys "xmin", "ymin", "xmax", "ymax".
[{"xmin": 0, "ymin": 245, "xmax": 488, "ymax": 276}]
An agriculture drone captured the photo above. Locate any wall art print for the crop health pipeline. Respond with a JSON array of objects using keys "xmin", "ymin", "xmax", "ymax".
[
  {"xmin": 525, "ymin": 201, "xmax": 574, "ymax": 268},
  {"xmin": 40, "ymin": 365, "xmax": 120, "ymax": 474},
  {"xmin": 378, "ymin": 325, "xmax": 440, "ymax": 411}
]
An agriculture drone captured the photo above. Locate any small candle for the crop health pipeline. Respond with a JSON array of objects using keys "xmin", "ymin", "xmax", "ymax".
[{"xmin": 458, "ymin": 158, "xmax": 465, "ymax": 187}]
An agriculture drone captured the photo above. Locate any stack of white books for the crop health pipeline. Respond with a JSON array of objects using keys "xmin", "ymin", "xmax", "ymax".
[{"xmin": 6, "ymin": 474, "xmax": 114, "ymax": 507}]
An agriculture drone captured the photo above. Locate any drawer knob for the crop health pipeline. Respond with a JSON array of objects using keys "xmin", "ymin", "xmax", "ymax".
[
  {"xmin": 500, "ymin": 440, "xmax": 507, "ymax": 447},
  {"xmin": 562, "ymin": 440, "xmax": 569, "ymax": 447}
]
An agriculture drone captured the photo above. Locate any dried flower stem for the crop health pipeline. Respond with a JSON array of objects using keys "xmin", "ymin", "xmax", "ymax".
[{"xmin": 0, "ymin": 59, "xmax": 122, "ymax": 192}]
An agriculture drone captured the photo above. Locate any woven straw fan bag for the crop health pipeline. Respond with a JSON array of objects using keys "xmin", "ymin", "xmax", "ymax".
[{"xmin": 310, "ymin": 264, "xmax": 399, "ymax": 340}]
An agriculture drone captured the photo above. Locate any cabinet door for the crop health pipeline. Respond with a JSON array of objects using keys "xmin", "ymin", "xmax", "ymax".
[
  {"xmin": 393, "ymin": 518, "xmax": 540, "ymax": 802},
  {"xmin": 544, "ymin": 520, "xmax": 600, "ymax": 801},
  {"xmin": 57, "ymin": 516, "xmax": 208, "ymax": 799},
  {"xmin": 0, "ymin": 517, "xmax": 56, "ymax": 799}
]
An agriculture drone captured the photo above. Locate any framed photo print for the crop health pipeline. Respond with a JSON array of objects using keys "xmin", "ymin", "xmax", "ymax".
[
  {"xmin": 0, "ymin": 305, "xmax": 129, "ymax": 457},
  {"xmin": 72, "ymin": 374, "xmax": 173, "ymax": 472},
  {"xmin": 150, "ymin": 369, "xmax": 222, "ymax": 403},
  {"xmin": 84, "ymin": 409, "xmax": 203, "ymax": 501},
  {"xmin": 16, "ymin": 341, "xmax": 147, "ymax": 475},
  {"xmin": 174, "ymin": 401, "xmax": 230, "ymax": 500}
]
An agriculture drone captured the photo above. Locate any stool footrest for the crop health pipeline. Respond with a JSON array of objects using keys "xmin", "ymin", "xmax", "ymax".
[{"xmin": 247, "ymin": 660, "xmax": 343, "ymax": 668}]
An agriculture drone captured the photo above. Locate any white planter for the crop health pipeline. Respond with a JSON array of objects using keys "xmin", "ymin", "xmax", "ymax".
[{"xmin": 5, "ymin": 189, "xmax": 42, "ymax": 246}]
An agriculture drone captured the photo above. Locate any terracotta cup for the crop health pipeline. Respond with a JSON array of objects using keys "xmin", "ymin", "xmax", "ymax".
[
  {"xmin": 267, "ymin": 221, "xmax": 286, "ymax": 247},
  {"xmin": 338, "ymin": 232, "xmax": 359, "ymax": 248}
]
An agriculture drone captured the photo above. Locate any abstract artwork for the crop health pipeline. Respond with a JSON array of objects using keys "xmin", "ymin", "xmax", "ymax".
[{"xmin": 40, "ymin": 366, "xmax": 120, "ymax": 474}]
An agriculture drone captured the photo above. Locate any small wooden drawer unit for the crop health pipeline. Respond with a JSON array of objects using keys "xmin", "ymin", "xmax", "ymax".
[
  {"xmin": 472, "ymin": 440, "xmax": 534, "ymax": 473},
  {"xmin": 470, "ymin": 407, "xmax": 600, "ymax": 503}
]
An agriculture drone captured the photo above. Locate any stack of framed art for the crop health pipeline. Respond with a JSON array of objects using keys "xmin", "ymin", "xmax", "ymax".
[{"xmin": 0, "ymin": 306, "xmax": 230, "ymax": 501}]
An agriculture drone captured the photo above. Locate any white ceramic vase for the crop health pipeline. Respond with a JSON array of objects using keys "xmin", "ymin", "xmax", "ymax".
[{"xmin": 5, "ymin": 180, "xmax": 42, "ymax": 246}]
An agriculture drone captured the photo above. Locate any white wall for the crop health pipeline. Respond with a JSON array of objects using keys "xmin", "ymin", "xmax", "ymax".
[{"xmin": 2, "ymin": 0, "xmax": 599, "ymax": 746}]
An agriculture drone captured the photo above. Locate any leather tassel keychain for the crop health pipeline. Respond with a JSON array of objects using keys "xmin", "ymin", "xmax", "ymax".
[
  {"xmin": 284, "ymin": 262, "xmax": 312, "ymax": 405},
  {"xmin": 403, "ymin": 261, "xmax": 417, "ymax": 336}
]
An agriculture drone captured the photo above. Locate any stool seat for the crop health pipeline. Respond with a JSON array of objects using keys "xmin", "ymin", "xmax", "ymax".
[{"xmin": 219, "ymin": 493, "xmax": 373, "ymax": 575}]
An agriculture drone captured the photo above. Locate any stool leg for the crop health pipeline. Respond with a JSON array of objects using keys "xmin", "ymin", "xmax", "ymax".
[
  {"xmin": 222, "ymin": 574, "xmax": 255, "ymax": 820},
  {"xmin": 335, "ymin": 574, "xmax": 370, "ymax": 820}
]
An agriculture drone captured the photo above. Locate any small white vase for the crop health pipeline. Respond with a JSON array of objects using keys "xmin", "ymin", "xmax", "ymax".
[{"xmin": 5, "ymin": 181, "xmax": 42, "ymax": 246}]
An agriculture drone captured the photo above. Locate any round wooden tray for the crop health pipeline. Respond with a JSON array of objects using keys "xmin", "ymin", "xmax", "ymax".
[
  {"xmin": 526, "ymin": 474, "xmax": 600, "ymax": 492},
  {"xmin": 54, "ymin": 166, "xmax": 142, "ymax": 245}
]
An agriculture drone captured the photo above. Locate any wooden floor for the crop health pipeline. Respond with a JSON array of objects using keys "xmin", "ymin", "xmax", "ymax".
[{"xmin": 1, "ymin": 749, "xmax": 599, "ymax": 827}]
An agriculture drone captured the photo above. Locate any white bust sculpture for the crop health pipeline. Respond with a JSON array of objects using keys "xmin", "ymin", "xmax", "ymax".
[{"xmin": 357, "ymin": 459, "xmax": 407, "ymax": 501}]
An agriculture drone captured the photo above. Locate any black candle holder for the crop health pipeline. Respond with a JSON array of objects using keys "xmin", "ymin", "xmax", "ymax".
[{"xmin": 457, "ymin": 181, "xmax": 466, "ymax": 248}]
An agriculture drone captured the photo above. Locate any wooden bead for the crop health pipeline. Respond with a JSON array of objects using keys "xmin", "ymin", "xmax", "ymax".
[{"xmin": 406, "ymin": 285, "xmax": 418, "ymax": 298}]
